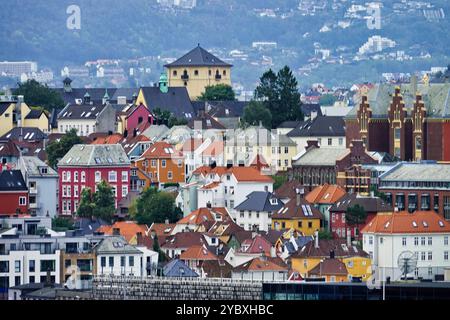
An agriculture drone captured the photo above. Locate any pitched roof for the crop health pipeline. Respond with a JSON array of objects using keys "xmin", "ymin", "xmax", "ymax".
[
  {"xmin": 234, "ymin": 191, "xmax": 284, "ymax": 212},
  {"xmin": 272, "ymin": 198, "xmax": 323, "ymax": 220},
  {"xmin": 140, "ymin": 141, "xmax": 183, "ymax": 159},
  {"xmin": 165, "ymin": 45, "xmax": 232, "ymax": 67},
  {"xmin": 0, "ymin": 102, "xmax": 13, "ymax": 116},
  {"xmin": 58, "ymin": 103, "xmax": 108, "ymax": 120},
  {"xmin": 96, "ymin": 221, "xmax": 148, "ymax": 243},
  {"xmin": 0, "ymin": 141, "xmax": 20, "ymax": 157},
  {"xmin": 180, "ymin": 138, "xmax": 203, "ymax": 153},
  {"xmin": 239, "ymin": 234, "xmax": 272, "ymax": 255},
  {"xmin": 177, "ymin": 208, "xmax": 216, "ymax": 225},
  {"xmin": 93, "ymin": 236, "xmax": 142, "ymax": 254},
  {"xmin": 293, "ymin": 146, "xmax": 349, "ymax": 166},
  {"xmin": 0, "ymin": 127, "xmax": 46, "ymax": 142},
  {"xmin": 140, "ymin": 86, "xmax": 194, "ymax": 118},
  {"xmin": 162, "ymin": 232, "xmax": 205, "ymax": 249},
  {"xmin": 25, "ymin": 109, "xmax": 47, "ymax": 120},
  {"xmin": 292, "ymin": 239, "xmax": 369, "ymax": 258},
  {"xmin": 305, "ymin": 184, "xmax": 347, "ymax": 204},
  {"xmin": 226, "ymin": 127, "xmax": 296, "ymax": 146},
  {"xmin": 180, "ymin": 245, "xmax": 218, "ymax": 261},
  {"xmin": 287, "ymin": 116, "xmax": 345, "ymax": 137},
  {"xmin": 308, "ymin": 258, "xmax": 348, "ymax": 276},
  {"xmin": 329, "ymin": 193, "xmax": 393, "ymax": 213},
  {"xmin": 301, "ymin": 103, "xmax": 323, "ymax": 117},
  {"xmin": 273, "ymin": 180, "xmax": 305, "ymax": 201},
  {"xmin": 278, "ymin": 121, "xmax": 304, "ymax": 129},
  {"xmin": 58, "ymin": 144, "xmax": 130, "ymax": 167},
  {"xmin": 19, "ymin": 156, "xmax": 58, "ymax": 177},
  {"xmin": 163, "ymin": 259, "xmax": 199, "ymax": 277},
  {"xmin": 234, "ymin": 257, "xmax": 288, "ymax": 272},
  {"xmin": 201, "ymin": 141, "xmax": 224, "ymax": 156},
  {"xmin": 203, "ymin": 101, "xmax": 247, "ymax": 118},
  {"xmin": 91, "ymin": 133, "xmax": 123, "ymax": 145},
  {"xmin": 201, "ymin": 259, "xmax": 233, "ymax": 278},
  {"xmin": 361, "ymin": 211, "xmax": 450, "ymax": 234},
  {"xmin": 379, "ymin": 162, "xmax": 450, "ymax": 183},
  {"xmin": 188, "ymin": 112, "xmax": 226, "ymax": 130},
  {"xmin": 192, "ymin": 165, "xmax": 273, "ymax": 183},
  {"xmin": 149, "ymin": 222, "xmax": 175, "ymax": 238},
  {"xmin": 54, "ymin": 88, "xmax": 138, "ymax": 106},
  {"xmin": 0, "ymin": 170, "xmax": 27, "ymax": 191}
]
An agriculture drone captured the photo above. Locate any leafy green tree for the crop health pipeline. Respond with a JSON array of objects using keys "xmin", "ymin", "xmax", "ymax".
[
  {"xmin": 318, "ymin": 230, "xmax": 333, "ymax": 240},
  {"xmin": 77, "ymin": 188, "xmax": 95, "ymax": 219},
  {"xmin": 13, "ymin": 79, "xmax": 64, "ymax": 111},
  {"xmin": 254, "ymin": 66, "xmax": 303, "ymax": 128},
  {"xmin": 153, "ymin": 107, "xmax": 187, "ymax": 128},
  {"xmin": 52, "ymin": 217, "xmax": 74, "ymax": 231},
  {"xmin": 198, "ymin": 84, "xmax": 235, "ymax": 101},
  {"xmin": 47, "ymin": 128, "xmax": 83, "ymax": 168},
  {"xmin": 240, "ymin": 101, "xmax": 272, "ymax": 128},
  {"xmin": 272, "ymin": 175, "xmax": 287, "ymax": 190},
  {"xmin": 135, "ymin": 187, "xmax": 182, "ymax": 225},
  {"xmin": 152, "ymin": 234, "xmax": 166, "ymax": 263},
  {"xmin": 346, "ymin": 204, "xmax": 367, "ymax": 228},
  {"xmin": 92, "ymin": 181, "xmax": 115, "ymax": 223}
]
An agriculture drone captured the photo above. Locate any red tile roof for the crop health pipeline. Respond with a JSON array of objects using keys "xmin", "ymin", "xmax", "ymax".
[
  {"xmin": 234, "ymin": 257, "xmax": 288, "ymax": 272},
  {"xmin": 192, "ymin": 165, "xmax": 273, "ymax": 183},
  {"xmin": 91, "ymin": 134, "xmax": 123, "ymax": 145},
  {"xmin": 177, "ymin": 208, "xmax": 216, "ymax": 225},
  {"xmin": 308, "ymin": 258, "xmax": 348, "ymax": 276},
  {"xmin": 180, "ymin": 245, "xmax": 218, "ymax": 261},
  {"xmin": 141, "ymin": 141, "xmax": 183, "ymax": 159},
  {"xmin": 201, "ymin": 141, "xmax": 224, "ymax": 156},
  {"xmin": 96, "ymin": 221, "xmax": 148, "ymax": 243},
  {"xmin": 361, "ymin": 211, "xmax": 450, "ymax": 234}
]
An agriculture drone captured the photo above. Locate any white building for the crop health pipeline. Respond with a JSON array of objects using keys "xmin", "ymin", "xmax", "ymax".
[
  {"xmin": 362, "ymin": 211, "xmax": 450, "ymax": 281},
  {"xmin": 358, "ymin": 36, "xmax": 396, "ymax": 55},
  {"xmin": 18, "ymin": 156, "xmax": 59, "ymax": 218}
]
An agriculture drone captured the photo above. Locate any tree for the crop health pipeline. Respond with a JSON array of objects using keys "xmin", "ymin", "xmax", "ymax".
[
  {"xmin": 135, "ymin": 187, "xmax": 182, "ymax": 225},
  {"xmin": 52, "ymin": 216, "xmax": 74, "ymax": 232},
  {"xmin": 47, "ymin": 128, "xmax": 83, "ymax": 168},
  {"xmin": 318, "ymin": 230, "xmax": 333, "ymax": 240},
  {"xmin": 152, "ymin": 234, "xmax": 166, "ymax": 263},
  {"xmin": 153, "ymin": 107, "xmax": 187, "ymax": 128},
  {"xmin": 92, "ymin": 180, "xmax": 116, "ymax": 223},
  {"xmin": 240, "ymin": 101, "xmax": 272, "ymax": 128},
  {"xmin": 346, "ymin": 204, "xmax": 368, "ymax": 233},
  {"xmin": 12, "ymin": 79, "xmax": 64, "ymax": 111},
  {"xmin": 272, "ymin": 174, "xmax": 287, "ymax": 190},
  {"xmin": 77, "ymin": 188, "xmax": 95, "ymax": 219},
  {"xmin": 254, "ymin": 66, "xmax": 303, "ymax": 128},
  {"xmin": 198, "ymin": 84, "xmax": 235, "ymax": 101}
]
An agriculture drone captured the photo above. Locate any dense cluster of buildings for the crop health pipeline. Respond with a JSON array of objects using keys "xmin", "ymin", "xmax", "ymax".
[{"xmin": 1, "ymin": 45, "xmax": 450, "ymax": 300}]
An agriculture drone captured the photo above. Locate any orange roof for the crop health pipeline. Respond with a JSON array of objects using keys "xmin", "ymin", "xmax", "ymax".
[
  {"xmin": 192, "ymin": 165, "xmax": 229, "ymax": 177},
  {"xmin": 141, "ymin": 141, "xmax": 183, "ymax": 159},
  {"xmin": 96, "ymin": 221, "xmax": 149, "ymax": 242},
  {"xmin": 178, "ymin": 208, "xmax": 216, "ymax": 225},
  {"xmin": 305, "ymin": 184, "xmax": 346, "ymax": 204},
  {"xmin": 149, "ymin": 222, "xmax": 175, "ymax": 237},
  {"xmin": 199, "ymin": 182, "xmax": 221, "ymax": 190},
  {"xmin": 91, "ymin": 134, "xmax": 123, "ymax": 145},
  {"xmin": 180, "ymin": 245, "xmax": 218, "ymax": 261},
  {"xmin": 202, "ymin": 141, "xmax": 224, "ymax": 156},
  {"xmin": 361, "ymin": 211, "xmax": 450, "ymax": 234},
  {"xmin": 236, "ymin": 257, "xmax": 288, "ymax": 272},
  {"xmin": 192, "ymin": 165, "xmax": 273, "ymax": 183}
]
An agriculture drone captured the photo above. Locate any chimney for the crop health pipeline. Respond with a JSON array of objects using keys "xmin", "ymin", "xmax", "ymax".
[
  {"xmin": 346, "ymin": 228, "xmax": 351, "ymax": 247},
  {"xmin": 296, "ymin": 191, "xmax": 301, "ymax": 206},
  {"xmin": 136, "ymin": 232, "xmax": 143, "ymax": 244},
  {"xmin": 165, "ymin": 219, "xmax": 169, "ymax": 225},
  {"xmin": 314, "ymin": 230, "xmax": 319, "ymax": 249},
  {"xmin": 329, "ymin": 249, "xmax": 335, "ymax": 259},
  {"xmin": 112, "ymin": 228, "xmax": 120, "ymax": 236},
  {"xmin": 310, "ymin": 110, "xmax": 318, "ymax": 121}
]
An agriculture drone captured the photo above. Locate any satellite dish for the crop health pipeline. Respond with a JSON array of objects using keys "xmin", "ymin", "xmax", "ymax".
[{"xmin": 397, "ymin": 251, "xmax": 418, "ymax": 280}]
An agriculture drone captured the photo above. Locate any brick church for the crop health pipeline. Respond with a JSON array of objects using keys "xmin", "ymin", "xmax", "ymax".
[{"xmin": 345, "ymin": 81, "xmax": 450, "ymax": 161}]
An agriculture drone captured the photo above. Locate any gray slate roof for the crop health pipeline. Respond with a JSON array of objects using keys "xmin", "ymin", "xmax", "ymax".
[
  {"xmin": 226, "ymin": 127, "xmax": 296, "ymax": 146},
  {"xmin": 165, "ymin": 45, "xmax": 232, "ymax": 68},
  {"xmin": 347, "ymin": 83, "xmax": 450, "ymax": 119},
  {"xmin": 140, "ymin": 86, "xmax": 194, "ymax": 118},
  {"xmin": 379, "ymin": 162, "xmax": 450, "ymax": 182},
  {"xmin": 94, "ymin": 236, "xmax": 141, "ymax": 255},
  {"xmin": 234, "ymin": 191, "xmax": 284, "ymax": 212},
  {"xmin": 0, "ymin": 170, "xmax": 27, "ymax": 191},
  {"xmin": 54, "ymin": 88, "xmax": 138, "ymax": 106},
  {"xmin": 163, "ymin": 259, "xmax": 199, "ymax": 277},
  {"xmin": 293, "ymin": 147, "xmax": 349, "ymax": 167},
  {"xmin": 20, "ymin": 156, "xmax": 58, "ymax": 177},
  {"xmin": 58, "ymin": 103, "xmax": 108, "ymax": 120},
  {"xmin": 58, "ymin": 144, "xmax": 130, "ymax": 167},
  {"xmin": 287, "ymin": 116, "xmax": 345, "ymax": 137},
  {"xmin": 0, "ymin": 127, "xmax": 46, "ymax": 142}
]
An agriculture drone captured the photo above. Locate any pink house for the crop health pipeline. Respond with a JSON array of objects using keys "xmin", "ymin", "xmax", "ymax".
[
  {"xmin": 57, "ymin": 144, "xmax": 131, "ymax": 216},
  {"xmin": 125, "ymin": 104, "xmax": 153, "ymax": 135}
]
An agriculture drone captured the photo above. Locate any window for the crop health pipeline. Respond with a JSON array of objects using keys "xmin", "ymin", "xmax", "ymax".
[
  {"xmin": 29, "ymin": 260, "xmax": 35, "ymax": 272},
  {"xmin": 421, "ymin": 237, "xmax": 425, "ymax": 246},
  {"xmin": 421, "ymin": 252, "xmax": 426, "ymax": 261},
  {"xmin": 95, "ymin": 171, "xmax": 101, "ymax": 183},
  {"xmin": 109, "ymin": 257, "xmax": 114, "ymax": 267},
  {"xmin": 414, "ymin": 237, "xmax": 419, "ymax": 246},
  {"xmin": 67, "ymin": 171, "xmax": 71, "ymax": 182},
  {"xmin": 339, "ymin": 138, "xmax": 343, "ymax": 146},
  {"xmin": 428, "ymin": 237, "xmax": 432, "ymax": 246},
  {"xmin": 328, "ymin": 138, "xmax": 332, "ymax": 146},
  {"xmin": 129, "ymin": 256, "xmax": 134, "ymax": 267},
  {"xmin": 81, "ymin": 171, "xmax": 86, "ymax": 183},
  {"xmin": 445, "ymin": 237, "xmax": 449, "ymax": 246},
  {"xmin": 101, "ymin": 257, "xmax": 106, "ymax": 267},
  {"xmin": 402, "ymin": 237, "xmax": 407, "ymax": 246},
  {"xmin": 194, "ymin": 70, "xmax": 199, "ymax": 76},
  {"xmin": 14, "ymin": 261, "xmax": 21, "ymax": 273},
  {"xmin": 445, "ymin": 251, "xmax": 449, "ymax": 261},
  {"xmin": 167, "ymin": 171, "xmax": 173, "ymax": 180},
  {"xmin": 121, "ymin": 256, "xmax": 126, "ymax": 267},
  {"xmin": 122, "ymin": 186, "xmax": 128, "ymax": 197},
  {"xmin": 298, "ymin": 221, "xmax": 303, "ymax": 228},
  {"xmin": 428, "ymin": 252, "xmax": 432, "ymax": 261},
  {"xmin": 122, "ymin": 171, "xmax": 128, "ymax": 182},
  {"xmin": 151, "ymin": 160, "xmax": 157, "ymax": 167},
  {"xmin": 74, "ymin": 186, "xmax": 79, "ymax": 198},
  {"xmin": 40, "ymin": 260, "xmax": 55, "ymax": 272},
  {"xmin": 19, "ymin": 197, "xmax": 27, "ymax": 206},
  {"xmin": 108, "ymin": 171, "xmax": 117, "ymax": 182},
  {"xmin": 173, "ymin": 70, "xmax": 177, "ymax": 76},
  {"xmin": 161, "ymin": 160, "xmax": 167, "ymax": 168},
  {"xmin": 308, "ymin": 221, "xmax": 313, "ymax": 229},
  {"xmin": 74, "ymin": 171, "xmax": 79, "ymax": 182}
]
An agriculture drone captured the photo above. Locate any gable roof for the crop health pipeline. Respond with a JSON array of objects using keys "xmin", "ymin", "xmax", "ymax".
[
  {"xmin": 177, "ymin": 208, "xmax": 216, "ymax": 225},
  {"xmin": 234, "ymin": 257, "xmax": 288, "ymax": 272},
  {"xmin": 163, "ymin": 259, "xmax": 199, "ymax": 277},
  {"xmin": 162, "ymin": 232, "xmax": 205, "ymax": 249},
  {"xmin": 201, "ymin": 141, "xmax": 224, "ymax": 157},
  {"xmin": 180, "ymin": 245, "xmax": 218, "ymax": 261},
  {"xmin": 329, "ymin": 193, "xmax": 393, "ymax": 213},
  {"xmin": 379, "ymin": 162, "xmax": 450, "ymax": 183},
  {"xmin": 188, "ymin": 112, "xmax": 226, "ymax": 130},
  {"xmin": 54, "ymin": 88, "xmax": 138, "ymax": 106},
  {"xmin": 308, "ymin": 258, "xmax": 348, "ymax": 276},
  {"xmin": 141, "ymin": 141, "xmax": 183, "ymax": 159},
  {"xmin": 96, "ymin": 221, "xmax": 149, "ymax": 243},
  {"xmin": 292, "ymin": 239, "xmax": 369, "ymax": 259},
  {"xmin": 239, "ymin": 234, "xmax": 272, "ymax": 255},
  {"xmin": 0, "ymin": 140, "xmax": 20, "ymax": 157},
  {"xmin": 273, "ymin": 180, "xmax": 304, "ymax": 201},
  {"xmin": 361, "ymin": 211, "xmax": 450, "ymax": 234},
  {"xmin": 235, "ymin": 191, "xmax": 284, "ymax": 212},
  {"xmin": 192, "ymin": 165, "xmax": 273, "ymax": 183},
  {"xmin": 305, "ymin": 184, "xmax": 347, "ymax": 204},
  {"xmin": 287, "ymin": 116, "xmax": 345, "ymax": 137},
  {"xmin": 25, "ymin": 109, "xmax": 47, "ymax": 120},
  {"xmin": 0, "ymin": 127, "xmax": 46, "ymax": 142},
  {"xmin": 292, "ymin": 146, "xmax": 349, "ymax": 166},
  {"xmin": 165, "ymin": 45, "xmax": 232, "ymax": 68},
  {"xmin": 0, "ymin": 170, "xmax": 27, "ymax": 191},
  {"xmin": 58, "ymin": 144, "xmax": 130, "ymax": 167},
  {"xmin": 140, "ymin": 86, "xmax": 194, "ymax": 118},
  {"xmin": 93, "ymin": 236, "xmax": 142, "ymax": 254},
  {"xmin": 272, "ymin": 198, "xmax": 323, "ymax": 220},
  {"xmin": 0, "ymin": 102, "xmax": 13, "ymax": 116},
  {"xmin": 180, "ymin": 138, "xmax": 203, "ymax": 153}
]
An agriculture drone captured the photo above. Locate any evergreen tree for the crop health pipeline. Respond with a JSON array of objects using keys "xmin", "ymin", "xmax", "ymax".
[
  {"xmin": 13, "ymin": 79, "xmax": 64, "ymax": 111},
  {"xmin": 240, "ymin": 101, "xmax": 272, "ymax": 128},
  {"xmin": 135, "ymin": 187, "xmax": 181, "ymax": 225},
  {"xmin": 198, "ymin": 84, "xmax": 235, "ymax": 101},
  {"xmin": 346, "ymin": 204, "xmax": 367, "ymax": 227}
]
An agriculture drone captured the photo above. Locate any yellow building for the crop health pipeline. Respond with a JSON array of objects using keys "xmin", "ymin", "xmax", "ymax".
[
  {"xmin": 224, "ymin": 126, "xmax": 297, "ymax": 172},
  {"xmin": 164, "ymin": 44, "xmax": 232, "ymax": 99},
  {"xmin": 271, "ymin": 199, "xmax": 322, "ymax": 236},
  {"xmin": 0, "ymin": 102, "xmax": 15, "ymax": 137},
  {"xmin": 0, "ymin": 101, "xmax": 49, "ymax": 136},
  {"xmin": 290, "ymin": 238, "xmax": 372, "ymax": 281}
]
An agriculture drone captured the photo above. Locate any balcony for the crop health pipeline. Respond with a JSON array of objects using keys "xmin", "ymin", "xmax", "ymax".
[
  {"xmin": 29, "ymin": 202, "xmax": 40, "ymax": 209},
  {"xmin": 29, "ymin": 186, "xmax": 38, "ymax": 194}
]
